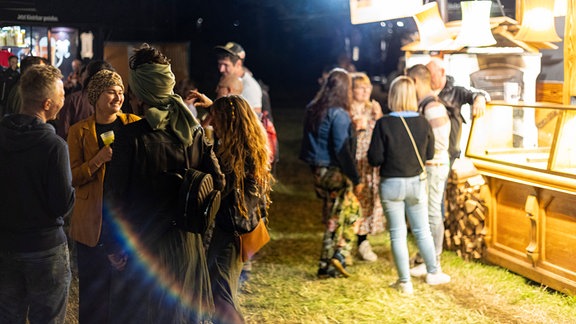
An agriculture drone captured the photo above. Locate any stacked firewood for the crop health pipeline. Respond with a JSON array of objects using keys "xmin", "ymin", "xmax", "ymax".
[{"xmin": 443, "ymin": 159, "xmax": 489, "ymax": 261}]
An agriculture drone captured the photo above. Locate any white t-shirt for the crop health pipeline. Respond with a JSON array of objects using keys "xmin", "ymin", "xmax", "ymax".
[{"xmin": 241, "ymin": 71, "xmax": 262, "ymax": 110}]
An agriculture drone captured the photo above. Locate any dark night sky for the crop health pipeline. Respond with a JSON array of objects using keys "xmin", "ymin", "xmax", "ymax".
[
  {"xmin": 2, "ymin": 0, "xmax": 418, "ymax": 103},
  {"xmin": 0, "ymin": 0, "xmax": 519, "ymax": 104}
]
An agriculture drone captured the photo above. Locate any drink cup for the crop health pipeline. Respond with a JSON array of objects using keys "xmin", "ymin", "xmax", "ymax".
[
  {"xmin": 100, "ymin": 130, "xmax": 115, "ymax": 146},
  {"xmin": 503, "ymin": 82, "xmax": 521, "ymax": 104}
]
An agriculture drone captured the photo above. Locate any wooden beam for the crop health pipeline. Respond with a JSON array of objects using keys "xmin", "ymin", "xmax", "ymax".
[{"xmin": 565, "ymin": 0, "xmax": 576, "ymax": 104}]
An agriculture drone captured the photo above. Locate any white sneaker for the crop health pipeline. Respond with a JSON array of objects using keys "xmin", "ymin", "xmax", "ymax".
[
  {"xmin": 358, "ymin": 240, "xmax": 378, "ymax": 262},
  {"xmin": 389, "ymin": 280, "xmax": 414, "ymax": 295},
  {"xmin": 409, "ymin": 263, "xmax": 427, "ymax": 277},
  {"xmin": 426, "ymin": 271, "xmax": 451, "ymax": 285}
]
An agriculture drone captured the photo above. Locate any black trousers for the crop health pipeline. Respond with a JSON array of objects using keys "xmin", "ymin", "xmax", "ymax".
[{"xmin": 76, "ymin": 242, "xmax": 113, "ymax": 324}]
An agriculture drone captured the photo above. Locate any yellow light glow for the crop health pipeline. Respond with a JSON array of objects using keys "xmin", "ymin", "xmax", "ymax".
[{"xmin": 515, "ymin": 0, "xmax": 562, "ymax": 42}]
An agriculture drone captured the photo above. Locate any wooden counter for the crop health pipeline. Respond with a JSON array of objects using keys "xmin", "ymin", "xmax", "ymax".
[{"xmin": 464, "ymin": 101, "xmax": 576, "ymax": 295}]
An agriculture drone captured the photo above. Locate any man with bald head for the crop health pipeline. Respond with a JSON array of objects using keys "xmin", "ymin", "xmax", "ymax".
[
  {"xmin": 426, "ymin": 57, "xmax": 489, "ymax": 165},
  {"xmin": 216, "ymin": 74, "xmax": 243, "ymax": 98}
]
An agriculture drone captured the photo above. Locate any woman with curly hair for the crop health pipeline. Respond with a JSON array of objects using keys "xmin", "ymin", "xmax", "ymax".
[{"xmin": 207, "ymin": 95, "xmax": 273, "ymax": 324}]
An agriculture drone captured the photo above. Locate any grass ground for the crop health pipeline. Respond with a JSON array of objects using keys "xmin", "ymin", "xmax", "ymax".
[
  {"xmin": 65, "ymin": 103, "xmax": 576, "ymax": 323},
  {"xmin": 237, "ymin": 104, "xmax": 576, "ymax": 324}
]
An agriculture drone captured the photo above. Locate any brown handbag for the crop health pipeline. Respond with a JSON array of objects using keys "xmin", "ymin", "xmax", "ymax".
[{"xmin": 239, "ymin": 218, "xmax": 270, "ymax": 262}]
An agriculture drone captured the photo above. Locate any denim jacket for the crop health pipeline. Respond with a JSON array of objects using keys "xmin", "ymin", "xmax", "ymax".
[{"xmin": 299, "ymin": 106, "xmax": 359, "ymax": 185}]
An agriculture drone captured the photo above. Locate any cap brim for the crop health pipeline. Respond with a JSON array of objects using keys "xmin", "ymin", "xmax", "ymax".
[{"xmin": 214, "ymin": 46, "xmax": 244, "ymax": 60}]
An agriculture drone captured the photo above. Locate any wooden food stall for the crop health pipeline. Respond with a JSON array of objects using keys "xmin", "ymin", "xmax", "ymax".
[
  {"xmin": 465, "ymin": 100, "xmax": 576, "ymax": 295},
  {"xmin": 464, "ymin": 0, "xmax": 576, "ymax": 295},
  {"xmin": 463, "ymin": 0, "xmax": 576, "ymax": 295},
  {"xmin": 400, "ymin": 0, "xmax": 576, "ymax": 295}
]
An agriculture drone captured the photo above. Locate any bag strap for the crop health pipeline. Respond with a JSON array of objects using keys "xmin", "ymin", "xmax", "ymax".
[
  {"xmin": 418, "ymin": 95, "xmax": 437, "ymax": 114},
  {"xmin": 398, "ymin": 115, "xmax": 425, "ymax": 174}
]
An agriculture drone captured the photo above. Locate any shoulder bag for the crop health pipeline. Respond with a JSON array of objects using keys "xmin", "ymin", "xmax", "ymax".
[{"xmin": 229, "ymin": 190, "xmax": 271, "ymax": 262}]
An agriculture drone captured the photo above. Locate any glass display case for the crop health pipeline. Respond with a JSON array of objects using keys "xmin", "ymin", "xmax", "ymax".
[
  {"xmin": 0, "ymin": 25, "xmax": 78, "ymax": 77},
  {"xmin": 466, "ymin": 101, "xmax": 576, "ymax": 194},
  {"xmin": 464, "ymin": 101, "xmax": 576, "ymax": 295}
]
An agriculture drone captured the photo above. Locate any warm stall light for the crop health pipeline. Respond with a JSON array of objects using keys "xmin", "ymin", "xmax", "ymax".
[
  {"xmin": 401, "ymin": 1, "xmax": 466, "ymax": 51},
  {"xmin": 454, "ymin": 1, "xmax": 496, "ymax": 47},
  {"xmin": 515, "ymin": 0, "xmax": 562, "ymax": 42},
  {"xmin": 413, "ymin": 2, "xmax": 453, "ymax": 47}
]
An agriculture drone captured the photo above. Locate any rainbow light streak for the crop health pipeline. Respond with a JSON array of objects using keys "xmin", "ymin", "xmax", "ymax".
[{"xmin": 102, "ymin": 203, "xmax": 204, "ymax": 318}]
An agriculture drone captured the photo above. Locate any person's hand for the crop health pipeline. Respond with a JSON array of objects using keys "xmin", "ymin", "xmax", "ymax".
[
  {"xmin": 472, "ymin": 95, "xmax": 486, "ymax": 118},
  {"xmin": 108, "ymin": 251, "xmax": 128, "ymax": 271},
  {"xmin": 92, "ymin": 145, "xmax": 112, "ymax": 166},
  {"xmin": 91, "ymin": 145, "xmax": 113, "ymax": 168},
  {"xmin": 188, "ymin": 90, "xmax": 213, "ymax": 109},
  {"xmin": 354, "ymin": 183, "xmax": 365, "ymax": 197}
]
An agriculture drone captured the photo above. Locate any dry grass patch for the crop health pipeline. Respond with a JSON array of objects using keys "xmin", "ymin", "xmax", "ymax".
[{"xmin": 238, "ymin": 106, "xmax": 576, "ymax": 324}]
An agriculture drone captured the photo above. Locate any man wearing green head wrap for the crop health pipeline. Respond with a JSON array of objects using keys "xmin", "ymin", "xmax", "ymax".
[
  {"xmin": 128, "ymin": 47, "xmax": 199, "ymax": 146},
  {"xmin": 103, "ymin": 43, "xmax": 224, "ymax": 323}
]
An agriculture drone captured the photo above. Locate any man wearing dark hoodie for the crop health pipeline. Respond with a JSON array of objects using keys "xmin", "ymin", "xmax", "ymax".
[{"xmin": 0, "ymin": 64, "xmax": 75, "ymax": 323}]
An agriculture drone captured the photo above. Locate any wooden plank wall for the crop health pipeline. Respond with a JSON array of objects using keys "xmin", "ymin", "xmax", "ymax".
[{"xmin": 536, "ymin": 82, "xmax": 564, "ymax": 104}]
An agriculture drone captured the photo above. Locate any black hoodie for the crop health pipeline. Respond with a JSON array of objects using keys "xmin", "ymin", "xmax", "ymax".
[{"xmin": 0, "ymin": 114, "xmax": 75, "ymax": 252}]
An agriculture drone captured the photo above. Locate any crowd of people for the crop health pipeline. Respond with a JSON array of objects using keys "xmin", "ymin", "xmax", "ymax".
[
  {"xmin": 0, "ymin": 39, "xmax": 489, "ymax": 323},
  {"xmin": 0, "ymin": 42, "xmax": 275, "ymax": 324},
  {"xmin": 300, "ymin": 58, "xmax": 488, "ymax": 294}
]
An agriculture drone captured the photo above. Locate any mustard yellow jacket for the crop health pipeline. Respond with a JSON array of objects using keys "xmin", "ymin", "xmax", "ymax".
[{"xmin": 67, "ymin": 113, "xmax": 141, "ymax": 247}]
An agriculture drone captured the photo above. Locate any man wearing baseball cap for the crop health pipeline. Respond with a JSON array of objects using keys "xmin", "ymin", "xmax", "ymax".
[{"xmin": 215, "ymin": 41, "xmax": 263, "ymax": 116}]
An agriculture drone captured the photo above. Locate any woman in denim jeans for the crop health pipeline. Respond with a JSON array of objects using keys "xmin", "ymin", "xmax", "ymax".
[
  {"xmin": 367, "ymin": 76, "xmax": 450, "ymax": 294},
  {"xmin": 300, "ymin": 68, "xmax": 363, "ymax": 278}
]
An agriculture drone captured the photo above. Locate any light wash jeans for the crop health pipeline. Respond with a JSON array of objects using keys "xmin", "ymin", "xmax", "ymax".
[
  {"xmin": 426, "ymin": 163, "xmax": 451, "ymax": 256},
  {"xmin": 0, "ymin": 242, "xmax": 71, "ymax": 324},
  {"xmin": 380, "ymin": 176, "xmax": 438, "ymax": 282}
]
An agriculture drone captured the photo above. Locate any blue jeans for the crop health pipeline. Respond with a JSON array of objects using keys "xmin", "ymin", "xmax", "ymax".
[
  {"xmin": 0, "ymin": 242, "xmax": 71, "ymax": 324},
  {"xmin": 380, "ymin": 176, "xmax": 438, "ymax": 282},
  {"xmin": 426, "ymin": 164, "xmax": 450, "ymax": 256}
]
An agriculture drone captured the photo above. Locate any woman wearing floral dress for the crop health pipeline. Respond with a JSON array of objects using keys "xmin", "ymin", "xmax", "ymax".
[{"xmin": 349, "ymin": 72, "xmax": 384, "ymax": 262}]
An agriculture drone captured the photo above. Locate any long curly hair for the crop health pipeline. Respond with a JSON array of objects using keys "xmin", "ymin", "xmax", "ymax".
[
  {"xmin": 306, "ymin": 68, "xmax": 351, "ymax": 134},
  {"xmin": 210, "ymin": 95, "xmax": 274, "ymax": 219}
]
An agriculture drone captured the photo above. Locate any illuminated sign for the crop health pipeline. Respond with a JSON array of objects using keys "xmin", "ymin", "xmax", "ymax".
[
  {"xmin": 16, "ymin": 14, "xmax": 59, "ymax": 22},
  {"xmin": 349, "ymin": 0, "xmax": 422, "ymax": 25}
]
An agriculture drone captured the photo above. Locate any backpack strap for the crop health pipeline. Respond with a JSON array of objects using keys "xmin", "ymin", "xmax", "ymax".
[
  {"xmin": 418, "ymin": 95, "xmax": 438, "ymax": 114},
  {"xmin": 183, "ymin": 124, "xmax": 204, "ymax": 169}
]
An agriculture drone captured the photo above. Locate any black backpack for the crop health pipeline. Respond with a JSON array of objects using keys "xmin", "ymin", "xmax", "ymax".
[{"xmin": 174, "ymin": 125, "xmax": 221, "ymax": 234}]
